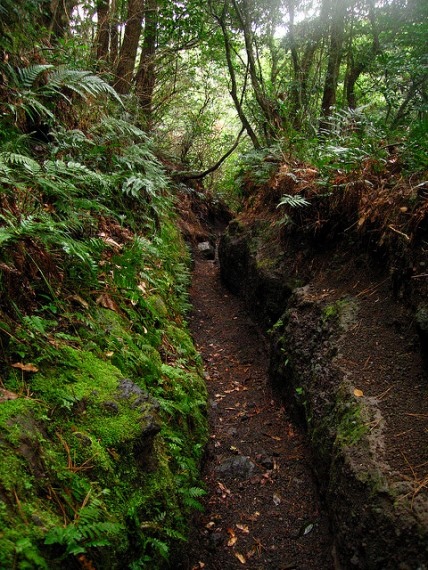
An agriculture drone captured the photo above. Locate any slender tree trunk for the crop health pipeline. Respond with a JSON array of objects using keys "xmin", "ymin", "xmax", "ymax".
[
  {"xmin": 288, "ymin": 0, "xmax": 302, "ymax": 128},
  {"xmin": 44, "ymin": 0, "xmax": 77, "ymax": 39},
  {"xmin": 319, "ymin": 0, "xmax": 347, "ymax": 132},
  {"xmin": 114, "ymin": 0, "xmax": 145, "ymax": 95},
  {"xmin": 393, "ymin": 74, "xmax": 428, "ymax": 124},
  {"xmin": 109, "ymin": 0, "xmax": 119, "ymax": 66},
  {"xmin": 209, "ymin": 0, "xmax": 260, "ymax": 149},
  {"xmin": 232, "ymin": 0, "xmax": 282, "ymax": 142},
  {"xmin": 135, "ymin": 0, "xmax": 158, "ymax": 127},
  {"xmin": 345, "ymin": 0, "xmax": 380, "ymax": 109},
  {"xmin": 96, "ymin": 0, "xmax": 110, "ymax": 63}
]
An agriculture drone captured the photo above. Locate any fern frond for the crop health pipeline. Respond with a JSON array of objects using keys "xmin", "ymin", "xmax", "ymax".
[
  {"xmin": 20, "ymin": 97, "xmax": 55, "ymax": 122},
  {"xmin": 145, "ymin": 537, "xmax": 169, "ymax": 559},
  {"xmin": 0, "ymin": 152, "xmax": 41, "ymax": 175},
  {"xmin": 45, "ymin": 68, "xmax": 123, "ymax": 106},
  {"xmin": 16, "ymin": 64, "xmax": 54, "ymax": 89},
  {"xmin": 277, "ymin": 194, "xmax": 310, "ymax": 208},
  {"xmin": 91, "ymin": 117, "xmax": 148, "ymax": 144}
]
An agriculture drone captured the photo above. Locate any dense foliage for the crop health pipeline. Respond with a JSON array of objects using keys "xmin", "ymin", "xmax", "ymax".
[
  {"xmin": 0, "ymin": 7, "xmax": 209, "ymax": 569},
  {"xmin": 0, "ymin": 0, "xmax": 426, "ymax": 567}
]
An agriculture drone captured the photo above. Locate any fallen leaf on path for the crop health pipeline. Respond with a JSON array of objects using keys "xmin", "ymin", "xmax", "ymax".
[
  {"xmin": 303, "ymin": 523, "xmax": 314, "ymax": 535},
  {"xmin": 354, "ymin": 388, "xmax": 364, "ymax": 397},
  {"xmin": 236, "ymin": 524, "xmax": 249, "ymax": 533},
  {"xmin": 217, "ymin": 481, "xmax": 231, "ymax": 497},
  {"xmin": 227, "ymin": 528, "xmax": 237, "ymax": 546},
  {"xmin": 11, "ymin": 362, "xmax": 39, "ymax": 373},
  {"xmin": 246, "ymin": 511, "xmax": 260, "ymax": 521},
  {"xmin": 234, "ymin": 552, "xmax": 246, "ymax": 564},
  {"xmin": 273, "ymin": 492, "xmax": 282, "ymax": 505}
]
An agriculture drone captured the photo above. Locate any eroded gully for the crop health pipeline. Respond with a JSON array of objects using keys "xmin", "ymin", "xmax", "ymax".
[{"xmin": 178, "ymin": 255, "xmax": 334, "ymax": 569}]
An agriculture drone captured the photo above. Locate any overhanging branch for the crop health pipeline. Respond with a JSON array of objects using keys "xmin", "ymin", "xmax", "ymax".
[{"xmin": 174, "ymin": 126, "xmax": 246, "ymax": 181}]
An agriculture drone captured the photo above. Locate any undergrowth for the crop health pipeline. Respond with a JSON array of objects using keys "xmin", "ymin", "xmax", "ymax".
[{"xmin": 0, "ymin": 57, "xmax": 207, "ymax": 569}]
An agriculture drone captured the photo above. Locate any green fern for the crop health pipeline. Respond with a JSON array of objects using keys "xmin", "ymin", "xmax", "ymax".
[
  {"xmin": 16, "ymin": 64, "xmax": 53, "ymax": 89},
  {"xmin": 42, "ymin": 68, "xmax": 123, "ymax": 106},
  {"xmin": 90, "ymin": 117, "xmax": 148, "ymax": 143},
  {"xmin": 277, "ymin": 194, "xmax": 310, "ymax": 208},
  {"xmin": 44, "ymin": 495, "xmax": 123, "ymax": 557},
  {"xmin": 0, "ymin": 151, "xmax": 41, "ymax": 175},
  {"xmin": 1, "ymin": 62, "xmax": 122, "ymax": 126}
]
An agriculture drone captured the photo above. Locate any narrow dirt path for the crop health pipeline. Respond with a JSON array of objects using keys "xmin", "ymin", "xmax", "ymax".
[{"xmin": 180, "ymin": 255, "xmax": 334, "ymax": 569}]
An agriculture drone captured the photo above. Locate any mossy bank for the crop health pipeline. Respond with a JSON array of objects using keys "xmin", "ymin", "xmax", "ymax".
[{"xmin": 0, "ymin": 115, "xmax": 209, "ymax": 568}]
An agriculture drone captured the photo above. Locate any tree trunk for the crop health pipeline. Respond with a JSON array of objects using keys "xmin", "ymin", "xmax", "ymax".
[
  {"xmin": 209, "ymin": 0, "xmax": 260, "ymax": 150},
  {"xmin": 114, "ymin": 0, "xmax": 145, "ymax": 95},
  {"xmin": 319, "ymin": 0, "xmax": 347, "ymax": 132},
  {"xmin": 45, "ymin": 0, "xmax": 77, "ymax": 39},
  {"xmin": 109, "ymin": 0, "xmax": 119, "ymax": 66},
  {"xmin": 232, "ymin": 0, "xmax": 282, "ymax": 143},
  {"xmin": 96, "ymin": 0, "xmax": 110, "ymax": 64},
  {"xmin": 135, "ymin": 0, "xmax": 158, "ymax": 127},
  {"xmin": 345, "ymin": 0, "xmax": 380, "ymax": 109}
]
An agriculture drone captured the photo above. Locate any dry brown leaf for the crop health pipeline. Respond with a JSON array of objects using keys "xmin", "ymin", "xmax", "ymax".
[
  {"xmin": 246, "ymin": 511, "xmax": 260, "ymax": 521},
  {"xmin": 217, "ymin": 481, "xmax": 231, "ymax": 499},
  {"xmin": 103, "ymin": 237, "xmax": 122, "ymax": 249},
  {"xmin": 236, "ymin": 524, "xmax": 249, "ymax": 533},
  {"xmin": 11, "ymin": 362, "xmax": 39, "ymax": 373},
  {"xmin": 228, "ymin": 536, "xmax": 238, "ymax": 547},
  {"xmin": 96, "ymin": 294, "xmax": 119, "ymax": 312},
  {"xmin": 0, "ymin": 388, "xmax": 19, "ymax": 402},
  {"xmin": 69, "ymin": 294, "xmax": 89, "ymax": 309},
  {"xmin": 354, "ymin": 388, "xmax": 364, "ymax": 397},
  {"xmin": 234, "ymin": 553, "xmax": 246, "ymax": 564}
]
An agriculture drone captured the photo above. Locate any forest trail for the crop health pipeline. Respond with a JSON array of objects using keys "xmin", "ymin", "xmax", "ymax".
[{"xmin": 179, "ymin": 254, "xmax": 334, "ymax": 569}]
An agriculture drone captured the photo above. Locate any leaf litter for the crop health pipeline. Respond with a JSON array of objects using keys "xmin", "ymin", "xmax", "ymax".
[{"xmin": 178, "ymin": 255, "xmax": 334, "ymax": 569}]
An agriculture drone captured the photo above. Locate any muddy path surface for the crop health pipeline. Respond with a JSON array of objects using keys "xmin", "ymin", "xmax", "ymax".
[{"xmin": 179, "ymin": 255, "xmax": 334, "ymax": 569}]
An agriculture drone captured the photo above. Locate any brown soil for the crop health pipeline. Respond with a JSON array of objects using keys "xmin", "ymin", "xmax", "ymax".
[
  {"xmin": 310, "ymin": 252, "xmax": 428, "ymax": 484},
  {"xmin": 179, "ymin": 254, "xmax": 334, "ymax": 569}
]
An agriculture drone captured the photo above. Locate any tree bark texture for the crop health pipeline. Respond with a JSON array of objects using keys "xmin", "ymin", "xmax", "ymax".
[
  {"xmin": 209, "ymin": 0, "xmax": 260, "ymax": 149},
  {"xmin": 96, "ymin": 0, "xmax": 110, "ymax": 63},
  {"xmin": 114, "ymin": 0, "xmax": 145, "ymax": 95},
  {"xmin": 319, "ymin": 0, "xmax": 347, "ymax": 132},
  {"xmin": 135, "ymin": 0, "xmax": 158, "ymax": 125}
]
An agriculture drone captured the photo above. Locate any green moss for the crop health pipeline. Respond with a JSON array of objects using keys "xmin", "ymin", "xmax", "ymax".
[
  {"xmin": 336, "ymin": 402, "xmax": 368, "ymax": 446},
  {"xmin": 0, "ymin": 220, "xmax": 208, "ymax": 569},
  {"xmin": 322, "ymin": 297, "xmax": 358, "ymax": 328}
]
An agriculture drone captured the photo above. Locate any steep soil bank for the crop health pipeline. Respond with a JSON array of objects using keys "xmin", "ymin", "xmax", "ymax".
[
  {"xmin": 219, "ymin": 224, "xmax": 428, "ymax": 569},
  {"xmin": 179, "ymin": 255, "xmax": 334, "ymax": 569}
]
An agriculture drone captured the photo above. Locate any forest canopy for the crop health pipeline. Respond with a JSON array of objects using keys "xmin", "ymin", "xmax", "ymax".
[{"xmin": 0, "ymin": 0, "xmax": 426, "ymax": 180}]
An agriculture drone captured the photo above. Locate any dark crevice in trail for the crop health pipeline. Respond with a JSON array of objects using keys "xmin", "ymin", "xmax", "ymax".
[{"xmin": 179, "ymin": 255, "xmax": 334, "ymax": 569}]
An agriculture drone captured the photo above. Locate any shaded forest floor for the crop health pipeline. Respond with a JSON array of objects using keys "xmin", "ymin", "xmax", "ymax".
[{"xmin": 178, "ymin": 255, "xmax": 334, "ymax": 569}]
